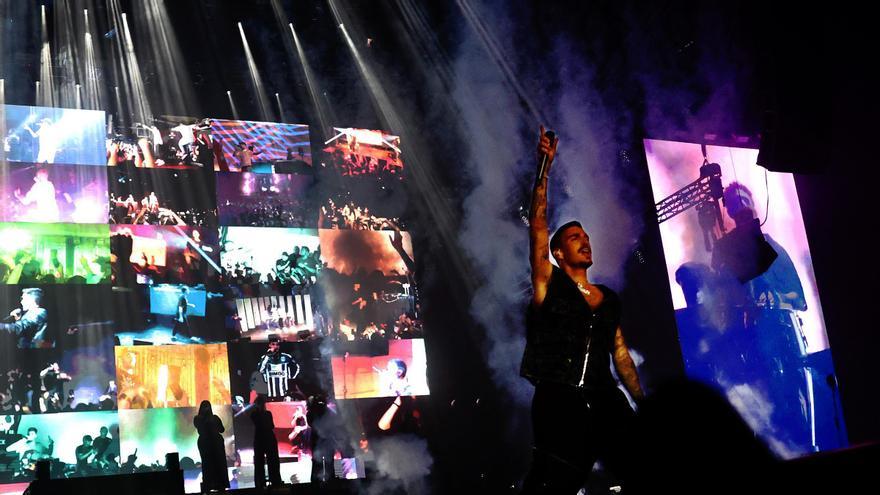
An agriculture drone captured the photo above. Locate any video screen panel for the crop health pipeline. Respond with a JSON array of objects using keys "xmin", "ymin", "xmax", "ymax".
[
  {"xmin": 318, "ymin": 230, "xmax": 418, "ymax": 342},
  {"xmin": 0, "ymin": 336, "xmax": 116, "ymax": 414},
  {"xmin": 111, "ymin": 284, "xmax": 233, "ymax": 345},
  {"xmin": 330, "ymin": 339, "xmax": 429, "ymax": 399},
  {"xmin": 107, "ymin": 117, "xmax": 216, "ymax": 170},
  {"xmin": 0, "ymin": 223, "xmax": 110, "ymax": 285},
  {"xmin": 0, "ymin": 411, "xmax": 120, "ymax": 481},
  {"xmin": 114, "ymin": 343, "xmax": 230, "ymax": 410},
  {"xmin": 0, "ymin": 285, "xmax": 114, "ymax": 350},
  {"xmin": 229, "ymin": 285, "xmax": 322, "ymax": 342},
  {"xmin": 0, "ymin": 163, "xmax": 108, "ymax": 224},
  {"xmin": 320, "ymin": 128, "xmax": 407, "ymax": 223},
  {"xmin": 322, "ymin": 128, "xmax": 401, "ymax": 180},
  {"xmin": 117, "ymin": 406, "xmax": 235, "ymax": 477},
  {"xmin": 219, "ymin": 227, "xmax": 320, "ymax": 290},
  {"xmin": 107, "ymin": 168, "xmax": 217, "ymax": 227},
  {"xmin": 216, "ymin": 172, "xmax": 316, "ymax": 228},
  {"xmin": 644, "ymin": 138, "xmax": 845, "ymax": 457},
  {"xmin": 110, "ymin": 225, "xmax": 220, "ymax": 287},
  {"xmin": 211, "ymin": 119, "xmax": 311, "ymax": 174},
  {"xmin": 2, "ymin": 105, "xmax": 106, "ymax": 166}
]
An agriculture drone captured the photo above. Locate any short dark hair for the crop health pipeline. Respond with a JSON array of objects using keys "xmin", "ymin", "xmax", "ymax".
[
  {"xmin": 27, "ymin": 427, "xmax": 37, "ymax": 434},
  {"xmin": 722, "ymin": 181, "xmax": 752, "ymax": 206},
  {"xmin": 550, "ymin": 221, "xmax": 584, "ymax": 253}
]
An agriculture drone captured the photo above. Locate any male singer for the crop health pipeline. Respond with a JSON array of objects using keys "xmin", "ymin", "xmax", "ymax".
[
  {"xmin": 258, "ymin": 339, "xmax": 300, "ymax": 400},
  {"xmin": 521, "ymin": 127, "xmax": 644, "ymax": 493},
  {"xmin": 0, "ymin": 288, "xmax": 52, "ymax": 348}
]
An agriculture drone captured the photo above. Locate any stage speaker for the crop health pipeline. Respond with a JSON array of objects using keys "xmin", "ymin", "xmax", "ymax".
[
  {"xmin": 132, "ymin": 339, "xmax": 153, "ymax": 346},
  {"xmin": 754, "ymin": 5, "xmax": 829, "ymax": 174}
]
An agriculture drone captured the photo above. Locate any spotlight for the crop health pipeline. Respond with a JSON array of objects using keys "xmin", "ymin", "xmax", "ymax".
[
  {"xmin": 227, "ymin": 90, "xmax": 231, "ymax": 95},
  {"xmin": 104, "ymin": 29, "xmax": 116, "ymax": 39}
]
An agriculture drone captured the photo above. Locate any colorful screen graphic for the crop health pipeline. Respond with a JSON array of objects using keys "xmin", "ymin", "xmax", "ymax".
[
  {"xmin": 110, "ymin": 225, "xmax": 220, "ymax": 286},
  {"xmin": 2, "ymin": 105, "xmax": 106, "ymax": 166},
  {"xmin": 0, "ymin": 115, "xmax": 424, "ymax": 492},
  {"xmin": 643, "ymin": 138, "xmax": 845, "ymax": 458},
  {"xmin": 114, "ymin": 344, "xmax": 230, "ymax": 410},
  {"xmin": 219, "ymin": 227, "xmax": 320, "ymax": 289},
  {"xmin": 0, "ymin": 163, "xmax": 108, "ymax": 224},
  {"xmin": 216, "ymin": 172, "xmax": 316, "ymax": 227},
  {"xmin": 0, "ymin": 222, "xmax": 110, "ymax": 285},
  {"xmin": 211, "ymin": 120, "xmax": 311, "ymax": 174},
  {"xmin": 331, "ymin": 339, "xmax": 429, "ymax": 399}
]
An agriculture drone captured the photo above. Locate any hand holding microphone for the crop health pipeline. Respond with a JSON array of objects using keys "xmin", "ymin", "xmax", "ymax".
[{"xmin": 536, "ymin": 125, "xmax": 558, "ymax": 182}]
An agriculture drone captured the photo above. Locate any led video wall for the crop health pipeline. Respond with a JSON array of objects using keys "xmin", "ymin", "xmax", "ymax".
[
  {"xmin": 0, "ymin": 105, "xmax": 427, "ymax": 491},
  {"xmin": 644, "ymin": 139, "xmax": 846, "ymax": 458}
]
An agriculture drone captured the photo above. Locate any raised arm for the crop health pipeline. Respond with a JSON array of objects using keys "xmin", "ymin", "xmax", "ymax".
[
  {"xmin": 530, "ymin": 126, "xmax": 558, "ymax": 306},
  {"xmin": 378, "ymin": 395, "xmax": 402, "ymax": 431}
]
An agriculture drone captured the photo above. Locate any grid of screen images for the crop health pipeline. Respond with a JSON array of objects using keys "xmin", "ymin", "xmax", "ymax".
[{"xmin": 0, "ymin": 106, "xmax": 426, "ymax": 492}]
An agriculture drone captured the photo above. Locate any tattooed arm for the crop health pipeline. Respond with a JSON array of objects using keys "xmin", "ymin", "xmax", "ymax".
[
  {"xmin": 613, "ymin": 327, "xmax": 645, "ymax": 401},
  {"xmin": 530, "ymin": 126, "xmax": 558, "ymax": 307}
]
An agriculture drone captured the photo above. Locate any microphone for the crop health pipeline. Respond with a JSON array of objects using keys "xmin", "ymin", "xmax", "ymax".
[
  {"xmin": 3, "ymin": 308, "xmax": 22, "ymax": 322},
  {"xmin": 537, "ymin": 130, "xmax": 556, "ymax": 182}
]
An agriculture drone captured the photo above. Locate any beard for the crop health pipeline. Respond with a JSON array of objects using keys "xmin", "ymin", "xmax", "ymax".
[{"xmin": 575, "ymin": 259, "xmax": 593, "ymax": 269}]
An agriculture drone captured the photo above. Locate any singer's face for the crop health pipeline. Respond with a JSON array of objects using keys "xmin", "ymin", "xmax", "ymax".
[
  {"xmin": 554, "ymin": 226, "xmax": 593, "ymax": 269},
  {"xmin": 20, "ymin": 294, "xmax": 37, "ymax": 311}
]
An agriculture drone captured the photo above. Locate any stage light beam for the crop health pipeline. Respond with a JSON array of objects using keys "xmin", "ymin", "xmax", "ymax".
[
  {"xmin": 326, "ymin": 0, "xmax": 479, "ymax": 294},
  {"xmin": 287, "ymin": 22, "xmax": 333, "ymax": 135},
  {"xmin": 119, "ymin": 12, "xmax": 152, "ymax": 124},
  {"xmin": 226, "ymin": 90, "xmax": 239, "ymax": 120},
  {"xmin": 238, "ymin": 22, "xmax": 272, "ymax": 121},
  {"xmin": 39, "ymin": 4, "xmax": 55, "ymax": 107},
  {"xmin": 269, "ymin": 0, "xmax": 333, "ymax": 133},
  {"xmin": 274, "ymin": 92, "xmax": 285, "ymax": 122}
]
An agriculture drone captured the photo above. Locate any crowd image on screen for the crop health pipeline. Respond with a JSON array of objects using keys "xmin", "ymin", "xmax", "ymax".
[
  {"xmin": 322, "ymin": 132, "xmax": 403, "ymax": 183},
  {"xmin": 108, "ymin": 192, "xmax": 214, "ymax": 227},
  {"xmin": 107, "ymin": 168, "xmax": 217, "ymax": 228},
  {"xmin": 107, "ymin": 118, "xmax": 218, "ymax": 170},
  {"xmin": 222, "ymin": 246, "xmax": 322, "ymax": 292},
  {"xmin": 0, "ymin": 365, "xmax": 116, "ymax": 415},
  {"xmin": 0, "ymin": 249, "xmax": 109, "ymax": 285},
  {"xmin": 319, "ymin": 197, "xmax": 401, "ymax": 231},
  {"xmin": 0, "ymin": 417, "xmax": 123, "ymax": 481},
  {"xmin": 320, "ymin": 266, "xmax": 420, "ymax": 343},
  {"xmin": 219, "ymin": 197, "xmax": 313, "ymax": 228},
  {"xmin": 109, "ymin": 227, "xmax": 219, "ymax": 287}
]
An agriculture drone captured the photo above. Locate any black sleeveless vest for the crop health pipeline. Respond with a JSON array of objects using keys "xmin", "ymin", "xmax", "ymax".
[{"xmin": 521, "ymin": 266, "xmax": 621, "ymax": 390}]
